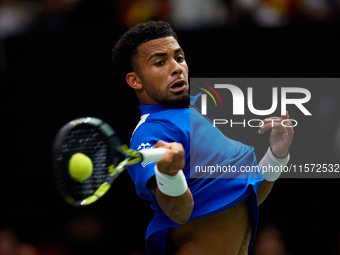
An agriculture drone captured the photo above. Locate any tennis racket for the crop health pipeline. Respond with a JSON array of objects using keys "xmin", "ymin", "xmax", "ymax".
[{"xmin": 53, "ymin": 117, "xmax": 165, "ymax": 206}]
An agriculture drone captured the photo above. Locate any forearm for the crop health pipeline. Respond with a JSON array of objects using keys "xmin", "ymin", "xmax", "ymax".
[
  {"xmin": 155, "ymin": 187, "xmax": 194, "ymax": 224},
  {"xmin": 151, "ymin": 141, "xmax": 194, "ymax": 224},
  {"xmin": 257, "ymin": 180, "xmax": 275, "ymax": 205},
  {"xmin": 257, "ymin": 146, "xmax": 290, "ymax": 205}
]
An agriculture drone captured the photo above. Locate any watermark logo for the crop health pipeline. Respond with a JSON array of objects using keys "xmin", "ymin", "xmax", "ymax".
[
  {"xmin": 193, "ymin": 79, "xmax": 313, "ymax": 128},
  {"xmin": 197, "ymin": 82, "xmax": 223, "ymax": 115},
  {"xmin": 190, "ymin": 78, "xmax": 340, "ymax": 179},
  {"xmin": 199, "ymin": 84, "xmax": 311, "ymax": 117}
]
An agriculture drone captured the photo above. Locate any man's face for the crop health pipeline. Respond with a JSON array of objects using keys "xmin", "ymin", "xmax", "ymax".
[{"xmin": 133, "ymin": 36, "xmax": 189, "ymax": 108}]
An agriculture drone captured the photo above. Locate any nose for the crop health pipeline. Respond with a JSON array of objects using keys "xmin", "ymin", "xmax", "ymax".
[{"xmin": 170, "ymin": 59, "xmax": 183, "ymax": 76}]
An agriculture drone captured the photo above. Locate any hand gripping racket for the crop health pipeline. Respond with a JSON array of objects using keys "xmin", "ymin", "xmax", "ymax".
[{"xmin": 53, "ymin": 117, "xmax": 165, "ymax": 206}]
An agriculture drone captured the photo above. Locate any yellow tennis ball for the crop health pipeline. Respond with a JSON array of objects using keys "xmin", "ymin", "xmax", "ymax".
[{"xmin": 68, "ymin": 153, "xmax": 93, "ymax": 182}]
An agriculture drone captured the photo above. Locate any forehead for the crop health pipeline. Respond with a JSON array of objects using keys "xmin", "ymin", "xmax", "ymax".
[{"xmin": 137, "ymin": 36, "xmax": 181, "ymax": 58}]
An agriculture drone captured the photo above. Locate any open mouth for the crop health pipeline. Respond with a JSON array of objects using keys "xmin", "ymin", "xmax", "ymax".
[{"xmin": 168, "ymin": 79, "xmax": 187, "ymax": 93}]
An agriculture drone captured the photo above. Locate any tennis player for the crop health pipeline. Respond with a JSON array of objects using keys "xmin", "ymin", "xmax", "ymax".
[{"xmin": 112, "ymin": 20, "xmax": 294, "ymax": 255}]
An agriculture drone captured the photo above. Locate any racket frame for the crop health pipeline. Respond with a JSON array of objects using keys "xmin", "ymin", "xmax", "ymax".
[{"xmin": 53, "ymin": 117, "xmax": 165, "ymax": 206}]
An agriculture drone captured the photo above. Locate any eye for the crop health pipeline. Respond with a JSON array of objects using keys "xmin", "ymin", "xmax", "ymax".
[
  {"xmin": 176, "ymin": 56, "xmax": 184, "ymax": 62},
  {"xmin": 154, "ymin": 61, "xmax": 164, "ymax": 66}
]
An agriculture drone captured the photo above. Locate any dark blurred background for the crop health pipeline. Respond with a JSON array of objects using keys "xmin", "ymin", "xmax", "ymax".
[{"xmin": 1, "ymin": 0, "xmax": 340, "ymax": 254}]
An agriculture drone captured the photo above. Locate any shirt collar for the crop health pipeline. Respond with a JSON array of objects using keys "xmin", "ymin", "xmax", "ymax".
[
  {"xmin": 139, "ymin": 104, "xmax": 169, "ymax": 115},
  {"xmin": 138, "ymin": 95, "xmax": 200, "ymax": 115}
]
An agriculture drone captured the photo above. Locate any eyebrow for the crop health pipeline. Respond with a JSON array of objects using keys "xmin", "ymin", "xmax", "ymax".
[{"xmin": 148, "ymin": 47, "xmax": 184, "ymax": 61}]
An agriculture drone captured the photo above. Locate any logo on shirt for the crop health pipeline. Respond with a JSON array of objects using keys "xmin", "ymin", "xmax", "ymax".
[{"xmin": 137, "ymin": 142, "xmax": 153, "ymax": 167}]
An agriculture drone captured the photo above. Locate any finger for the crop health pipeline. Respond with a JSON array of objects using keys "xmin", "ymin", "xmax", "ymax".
[
  {"xmin": 260, "ymin": 118, "xmax": 281, "ymax": 124},
  {"xmin": 167, "ymin": 143, "xmax": 185, "ymax": 159},
  {"xmin": 260, "ymin": 111, "xmax": 290, "ymax": 123},
  {"xmin": 280, "ymin": 117, "xmax": 294, "ymax": 135},
  {"xmin": 261, "ymin": 117, "xmax": 293, "ymax": 126},
  {"xmin": 261, "ymin": 117, "xmax": 281, "ymax": 122},
  {"xmin": 154, "ymin": 140, "xmax": 170, "ymax": 149},
  {"xmin": 281, "ymin": 111, "xmax": 289, "ymax": 119},
  {"xmin": 259, "ymin": 118, "xmax": 285, "ymax": 128},
  {"xmin": 258, "ymin": 120, "xmax": 289, "ymax": 134},
  {"xmin": 156, "ymin": 142, "xmax": 185, "ymax": 173},
  {"xmin": 258, "ymin": 118, "xmax": 277, "ymax": 128},
  {"xmin": 286, "ymin": 125, "xmax": 295, "ymax": 136},
  {"xmin": 281, "ymin": 119, "xmax": 293, "ymax": 127}
]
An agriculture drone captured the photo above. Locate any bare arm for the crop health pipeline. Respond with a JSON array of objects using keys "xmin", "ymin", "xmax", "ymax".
[
  {"xmin": 150, "ymin": 141, "xmax": 194, "ymax": 224},
  {"xmin": 257, "ymin": 180, "xmax": 275, "ymax": 205},
  {"xmin": 257, "ymin": 111, "xmax": 294, "ymax": 205},
  {"xmin": 150, "ymin": 179, "xmax": 193, "ymax": 224}
]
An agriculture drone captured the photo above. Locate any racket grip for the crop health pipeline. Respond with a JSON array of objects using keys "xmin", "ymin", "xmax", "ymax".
[{"xmin": 140, "ymin": 148, "xmax": 166, "ymax": 162}]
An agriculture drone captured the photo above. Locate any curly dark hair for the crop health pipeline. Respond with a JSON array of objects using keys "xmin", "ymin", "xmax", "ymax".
[{"xmin": 112, "ymin": 20, "xmax": 178, "ymax": 76}]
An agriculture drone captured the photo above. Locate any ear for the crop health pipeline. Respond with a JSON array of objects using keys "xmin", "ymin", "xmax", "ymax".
[{"xmin": 126, "ymin": 72, "xmax": 142, "ymax": 90}]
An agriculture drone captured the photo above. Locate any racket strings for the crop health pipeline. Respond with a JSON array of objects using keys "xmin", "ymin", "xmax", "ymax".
[{"xmin": 55, "ymin": 126, "xmax": 120, "ymax": 202}]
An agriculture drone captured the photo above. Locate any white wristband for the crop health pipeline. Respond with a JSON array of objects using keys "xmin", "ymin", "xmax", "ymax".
[
  {"xmin": 259, "ymin": 147, "xmax": 290, "ymax": 181},
  {"xmin": 154, "ymin": 165, "xmax": 188, "ymax": 197}
]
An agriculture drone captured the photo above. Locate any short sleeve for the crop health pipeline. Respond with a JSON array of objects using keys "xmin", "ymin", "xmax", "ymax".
[{"xmin": 127, "ymin": 121, "xmax": 180, "ymax": 201}]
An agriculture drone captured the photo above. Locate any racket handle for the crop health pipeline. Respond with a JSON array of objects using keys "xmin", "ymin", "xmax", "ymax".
[{"xmin": 140, "ymin": 148, "xmax": 166, "ymax": 162}]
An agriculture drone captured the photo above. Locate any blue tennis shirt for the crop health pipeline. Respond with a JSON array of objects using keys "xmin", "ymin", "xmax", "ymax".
[{"xmin": 127, "ymin": 99, "xmax": 264, "ymax": 255}]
